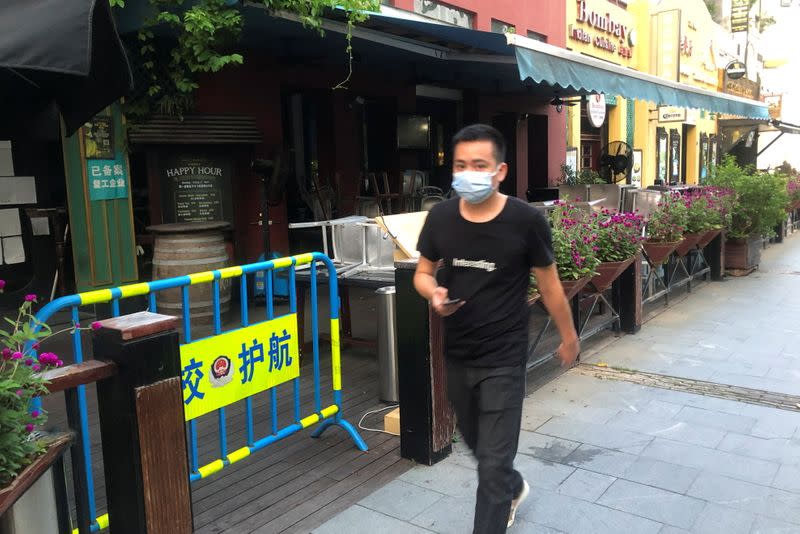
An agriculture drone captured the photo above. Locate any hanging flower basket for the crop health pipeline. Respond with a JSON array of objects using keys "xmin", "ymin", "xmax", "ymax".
[
  {"xmin": 696, "ymin": 228, "xmax": 722, "ymax": 249},
  {"xmin": 674, "ymin": 233, "xmax": 703, "ymax": 257},
  {"xmin": 560, "ymin": 276, "xmax": 591, "ymax": 299},
  {"xmin": 642, "ymin": 240, "xmax": 680, "ymax": 265},
  {"xmin": 589, "ymin": 257, "xmax": 635, "ymax": 293}
]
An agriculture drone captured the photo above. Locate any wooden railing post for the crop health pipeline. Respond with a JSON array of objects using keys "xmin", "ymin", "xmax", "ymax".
[
  {"xmin": 395, "ymin": 260, "xmax": 454, "ymax": 465},
  {"xmin": 615, "ymin": 252, "xmax": 642, "ymax": 334},
  {"xmin": 93, "ymin": 311, "xmax": 192, "ymax": 534}
]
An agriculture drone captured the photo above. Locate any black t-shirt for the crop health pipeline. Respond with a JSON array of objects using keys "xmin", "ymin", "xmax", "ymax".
[{"xmin": 416, "ymin": 197, "xmax": 554, "ymax": 367}]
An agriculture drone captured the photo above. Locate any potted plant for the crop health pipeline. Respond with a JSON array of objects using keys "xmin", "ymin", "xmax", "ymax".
[
  {"xmin": 590, "ymin": 209, "xmax": 646, "ymax": 292},
  {"xmin": 676, "ymin": 189, "xmax": 714, "ymax": 256},
  {"xmin": 643, "ymin": 191, "xmax": 687, "ymax": 264},
  {"xmin": 0, "ymin": 284, "xmax": 100, "ymax": 526},
  {"xmin": 696, "ymin": 186, "xmax": 733, "ymax": 248},
  {"xmin": 547, "ymin": 200, "xmax": 601, "ymax": 298},
  {"xmin": 707, "ymin": 157, "xmax": 789, "ymax": 271}
]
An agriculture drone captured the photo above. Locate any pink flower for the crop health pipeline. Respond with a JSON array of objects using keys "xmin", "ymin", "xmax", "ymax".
[
  {"xmin": 1, "ymin": 347, "xmax": 10, "ymax": 359},
  {"xmin": 24, "ymin": 294, "xmax": 36, "ymax": 302},
  {"xmin": 32, "ymin": 364, "xmax": 41, "ymax": 372},
  {"xmin": 31, "ymin": 410, "xmax": 40, "ymax": 418},
  {"xmin": 0, "ymin": 279, "xmax": 5, "ymax": 291},
  {"xmin": 25, "ymin": 424, "xmax": 34, "ymax": 433},
  {"xmin": 12, "ymin": 351, "xmax": 22, "ymax": 360},
  {"xmin": 24, "ymin": 358, "xmax": 33, "ymax": 366},
  {"xmin": 15, "ymin": 389, "xmax": 23, "ymax": 396},
  {"xmin": 90, "ymin": 321, "xmax": 102, "ymax": 331}
]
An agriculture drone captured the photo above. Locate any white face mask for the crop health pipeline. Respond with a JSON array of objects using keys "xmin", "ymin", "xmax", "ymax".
[{"xmin": 452, "ymin": 169, "xmax": 498, "ymax": 204}]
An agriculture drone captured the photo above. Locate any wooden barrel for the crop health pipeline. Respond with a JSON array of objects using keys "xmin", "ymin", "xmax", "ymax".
[{"xmin": 148, "ymin": 222, "xmax": 233, "ymax": 325}]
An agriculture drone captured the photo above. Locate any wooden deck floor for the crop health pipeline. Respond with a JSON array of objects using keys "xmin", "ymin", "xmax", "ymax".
[{"xmin": 40, "ymin": 291, "xmax": 412, "ymax": 533}]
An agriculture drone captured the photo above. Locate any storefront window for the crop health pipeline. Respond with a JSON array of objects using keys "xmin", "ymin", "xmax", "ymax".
[{"xmin": 699, "ymin": 133, "xmax": 709, "ymax": 184}]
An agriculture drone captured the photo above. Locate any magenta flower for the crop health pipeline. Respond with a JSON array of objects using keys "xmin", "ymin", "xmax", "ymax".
[
  {"xmin": 25, "ymin": 424, "xmax": 34, "ymax": 433},
  {"xmin": 0, "ymin": 279, "xmax": 5, "ymax": 291},
  {"xmin": 15, "ymin": 389, "xmax": 23, "ymax": 396},
  {"xmin": 24, "ymin": 294, "xmax": 37, "ymax": 302},
  {"xmin": 90, "ymin": 321, "xmax": 102, "ymax": 331},
  {"xmin": 32, "ymin": 364, "xmax": 41, "ymax": 372},
  {"xmin": 24, "ymin": 358, "xmax": 33, "ymax": 366},
  {"xmin": 12, "ymin": 351, "xmax": 22, "ymax": 360},
  {"xmin": 31, "ymin": 410, "xmax": 40, "ymax": 418}
]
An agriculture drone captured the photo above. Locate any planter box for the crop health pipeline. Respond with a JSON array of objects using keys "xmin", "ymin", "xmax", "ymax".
[
  {"xmin": 0, "ymin": 434, "xmax": 71, "ymax": 534},
  {"xmin": 725, "ymin": 235, "xmax": 762, "ymax": 271}
]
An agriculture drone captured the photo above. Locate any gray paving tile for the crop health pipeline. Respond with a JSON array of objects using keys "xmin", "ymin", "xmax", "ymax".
[
  {"xmin": 691, "ymin": 503, "xmax": 756, "ymax": 534},
  {"xmin": 519, "ymin": 488, "xmax": 663, "ymax": 534},
  {"xmin": 607, "ymin": 411, "xmax": 725, "ymax": 448},
  {"xmin": 636, "ymin": 400, "xmax": 684, "ymax": 419},
  {"xmin": 506, "ymin": 517, "xmax": 566, "ymax": 533},
  {"xmin": 641, "ymin": 438, "xmax": 779, "ymax": 485},
  {"xmin": 658, "ymin": 527, "xmax": 690, "ymax": 534},
  {"xmin": 398, "ymin": 461, "xmax": 477, "ymax": 498},
  {"xmin": 772, "ymin": 464, "xmax": 800, "ymax": 493},
  {"xmin": 410, "ymin": 495, "xmax": 474, "ymax": 534},
  {"xmin": 675, "ymin": 406, "xmax": 757, "ymax": 434},
  {"xmin": 717, "ymin": 432, "xmax": 800, "ymax": 465},
  {"xmin": 556, "ymin": 468, "xmax": 616, "ymax": 502},
  {"xmin": 537, "ymin": 416, "xmax": 653, "ymax": 453},
  {"xmin": 687, "ymin": 472, "xmax": 800, "ymax": 525},
  {"xmin": 749, "ymin": 418, "xmax": 799, "ymax": 440},
  {"xmin": 749, "ymin": 515, "xmax": 800, "ymax": 533},
  {"xmin": 515, "ymin": 454, "xmax": 575, "ymax": 490},
  {"xmin": 564, "ymin": 444, "xmax": 638, "ymax": 479},
  {"xmin": 359, "ymin": 480, "xmax": 445, "ymax": 521},
  {"xmin": 521, "ymin": 411, "xmax": 552, "ymax": 432},
  {"xmin": 312, "ymin": 505, "xmax": 434, "ymax": 534},
  {"xmin": 517, "ymin": 431, "xmax": 581, "ymax": 463},
  {"xmin": 596, "ymin": 479, "xmax": 705, "ymax": 529},
  {"xmin": 619, "ymin": 456, "xmax": 700, "ymax": 494}
]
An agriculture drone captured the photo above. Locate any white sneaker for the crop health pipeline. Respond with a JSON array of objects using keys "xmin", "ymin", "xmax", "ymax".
[{"xmin": 507, "ymin": 479, "xmax": 530, "ymax": 528}]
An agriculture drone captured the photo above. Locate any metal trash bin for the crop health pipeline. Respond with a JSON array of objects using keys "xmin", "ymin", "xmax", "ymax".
[{"xmin": 376, "ymin": 286, "xmax": 399, "ymax": 403}]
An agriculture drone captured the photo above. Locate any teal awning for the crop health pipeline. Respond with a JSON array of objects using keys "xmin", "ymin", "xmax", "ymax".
[{"xmin": 508, "ymin": 34, "xmax": 769, "ymax": 120}]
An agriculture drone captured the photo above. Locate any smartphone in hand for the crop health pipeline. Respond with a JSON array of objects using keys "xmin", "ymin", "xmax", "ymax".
[{"xmin": 442, "ymin": 297, "xmax": 464, "ymax": 306}]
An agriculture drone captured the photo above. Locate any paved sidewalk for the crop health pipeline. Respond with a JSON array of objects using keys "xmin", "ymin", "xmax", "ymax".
[{"xmin": 313, "ymin": 235, "xmax": 800, "ymax": 534}]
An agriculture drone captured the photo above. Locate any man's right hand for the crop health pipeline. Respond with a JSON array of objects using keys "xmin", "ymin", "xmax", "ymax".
[{"xmin": 431, "ymin": 286, "xmax": 465, "ymax": 317}]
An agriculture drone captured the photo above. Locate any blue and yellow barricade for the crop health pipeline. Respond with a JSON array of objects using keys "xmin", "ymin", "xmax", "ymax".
[{"xmin": 31, "ymin": 252, "xmax": 367, "ymax": 533}]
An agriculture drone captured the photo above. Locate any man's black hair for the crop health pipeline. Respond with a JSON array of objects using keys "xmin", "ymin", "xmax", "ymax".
[{"xmin": 452, "ymin": 123, "xmax": 506, "ymax": 164}]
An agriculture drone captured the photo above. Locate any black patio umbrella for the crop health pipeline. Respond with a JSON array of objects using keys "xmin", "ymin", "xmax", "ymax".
[{"xmin": 0, "ymin": 0, "xmax": 134, "ymax": 135}]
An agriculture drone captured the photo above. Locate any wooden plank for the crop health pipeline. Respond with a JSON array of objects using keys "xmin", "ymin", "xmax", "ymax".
[
  {"xmin": 284, "ymin": 456, "xmax": 414, "ymax": 534},
  {"xmin": 247, "ymin": 443, "xmax": 405, "ymax": 533},
  {"xmin": 95, "ymin": 312, "xmax": 178, "ymax": 342},
  {"xmin": 43, "ymin": 360, "xmax": 117, "ymax": 394},
  {"xmin": 135, "ymin": 378, "xmax": 192, "ymax": 534},
  {"xmin": 199, "ymin": 438, "xmax": 401, "ymax": 533}
]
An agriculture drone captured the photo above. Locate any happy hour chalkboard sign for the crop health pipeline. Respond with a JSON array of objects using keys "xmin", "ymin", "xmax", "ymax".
[{"xmin": 160, "ymin": 153, "xmax": 233, "ymax": 223}]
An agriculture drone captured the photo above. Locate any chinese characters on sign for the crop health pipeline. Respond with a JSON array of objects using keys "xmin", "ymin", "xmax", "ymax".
[
  {"xmin": 179, "ymin": 314, "xmax": 300, "ymax": 421},
  {"xmin": 87, "ymin": 159, "xmax": 128, "ymax": 201}
]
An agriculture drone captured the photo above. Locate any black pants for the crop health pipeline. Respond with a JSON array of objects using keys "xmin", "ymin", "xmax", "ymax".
[{"xmin": 446, "ymin": 359, "xmax": 526, "ymax": 534}]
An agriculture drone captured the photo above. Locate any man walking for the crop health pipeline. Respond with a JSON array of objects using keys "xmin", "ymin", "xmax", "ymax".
[{"xmin": 414, "ymin": 124, "xmax": 580, "ymax": 533}]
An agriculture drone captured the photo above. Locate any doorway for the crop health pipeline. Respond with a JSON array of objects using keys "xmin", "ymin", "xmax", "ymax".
[
  {"xmin": 527, "ymin": 115, "xmax": 549, "ymax": 189},
  {"xmin": 492, "ymin": 113, "xmax": 518, "ymax": 196}
]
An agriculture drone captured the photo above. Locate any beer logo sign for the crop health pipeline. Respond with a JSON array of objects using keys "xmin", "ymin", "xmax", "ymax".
[{"xmin": 210, "ymin": 355, "xmax": 233, "ymax": 387}]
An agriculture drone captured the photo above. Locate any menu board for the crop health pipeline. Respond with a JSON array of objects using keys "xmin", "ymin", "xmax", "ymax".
[{"xmin": 161, "ymin": 153, "xmax": 233, "ymax": 223}]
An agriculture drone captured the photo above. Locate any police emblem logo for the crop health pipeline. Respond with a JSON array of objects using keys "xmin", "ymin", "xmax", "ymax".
[{"xmin": 209, "ymin": 355, "xmax": 233, "ymax": 387}]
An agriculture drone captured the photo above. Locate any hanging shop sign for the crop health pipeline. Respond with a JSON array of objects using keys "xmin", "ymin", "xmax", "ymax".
[
  {"xmin": 725, "ymin": 61, "xmax": 747, "ymax": 80},
  {"xmin": 87, "ymin": 159, "xmax": 128, "ymax": 201},
  {"xmin": 414, "ymin": 0, "xmax": 473, "ymax": 29},
  {"xmin": 658, "ymin": 106, "xmax": 687, "ymax": 123},
  {"xmin": 567, "ymin": 0, "xmax": 636, "ymax": 63},
  {"xmin": 587, "ymin": 94, "xmax": 607, "ymax": 128},
  {"xmin": 762, "ymin": 94, "xmax": 782, "ymax": 119},
  {"xmin": 724, "ymin": 76, "xmax": 759, "ymax": 101},
  {"xmin": 160, "ymin": 152, "xmax": 234, "ymax": 223},
  {"xmin": 731, "ymin": 0, "xmax": 750, "ymax": 33}
]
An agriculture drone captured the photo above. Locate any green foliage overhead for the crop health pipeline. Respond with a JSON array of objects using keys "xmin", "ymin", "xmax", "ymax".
[{"xmin": 111, "ymin": 0, "xmax": 381, "ymax": 117}]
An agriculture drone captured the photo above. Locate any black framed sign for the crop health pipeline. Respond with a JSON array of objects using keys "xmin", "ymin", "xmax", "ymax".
[
  {"xmin": 160, "ymin": 152, "xmax": 234, "ymax": 223},
  {"xmin": 83, "ymin": 116, "xmax": 115, "ymax": 160},
  {"xmin": 669, "ymin": 129, "xmax": 681, "ymax": 184},
  {"xmin": 656, "ymin": 127, "xmax": 668, "ymax": 184}
]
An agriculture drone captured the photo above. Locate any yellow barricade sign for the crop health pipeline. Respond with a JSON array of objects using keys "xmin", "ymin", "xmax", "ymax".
[{"xmin": 180, "ymin": 314, "xmax": 300, "ymax": 421}]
